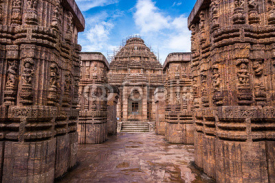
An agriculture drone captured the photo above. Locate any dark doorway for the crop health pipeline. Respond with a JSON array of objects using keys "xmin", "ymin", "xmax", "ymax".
[{"xmin": 132, "ymin": 102, "xmax": 139, "ymax": 113}]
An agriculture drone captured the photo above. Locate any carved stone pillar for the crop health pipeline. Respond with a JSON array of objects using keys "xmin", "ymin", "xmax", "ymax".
[
  {"xmin": 154, "ymin": 87, "xmax": 166, "ymax": 135},
  {"xmin": 163, "ymin": 53, "xmax": 194, "ymax": 144},
  {"xmin": 78, "ymin": 53, "xmax": 109, "ymax": 144},
  {"xmin": 0, "ymin": 0, "xmax": 84, "ymax": 181},
  {"xmin": 189, "ymin": 0, "xmax": 275, "ymax": 181},
  {"xmin": 107, "ymin": 86, "xmax": 119, "ymax": 135}
]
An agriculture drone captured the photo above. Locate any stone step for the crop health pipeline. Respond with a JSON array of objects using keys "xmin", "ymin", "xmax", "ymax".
[
  {"xmin": 120, "ymin": 122, "xmax": 150, "ymax": 133},
  {"xmin": 121, "ymin": 130, "xmax": 149, "ymax": 132},
  {"xmin": 122, "ymin": 125, "xmax": 149, "ymax": 127},
  {"xmin": 122, "ymin": 128, "xmax": 149, "ymax": 130}
]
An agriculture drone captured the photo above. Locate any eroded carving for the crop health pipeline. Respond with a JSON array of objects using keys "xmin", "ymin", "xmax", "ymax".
[{"xmin": 47, "ymin": 63, "xmax": 59, "ymax": 106}]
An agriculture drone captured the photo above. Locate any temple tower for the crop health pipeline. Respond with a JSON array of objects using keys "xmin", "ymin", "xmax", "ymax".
[{"xmin": 108, "ymin": 36, "xmax": 164, "ymax": 123}]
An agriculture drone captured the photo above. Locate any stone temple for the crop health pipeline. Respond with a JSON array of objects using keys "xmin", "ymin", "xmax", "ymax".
[
  {"xmin": 108, "ymin": 37, "xmax": 164, "ymax": 123},
  {"xmin": 1, "ymin": 0, "xmax": 275, "ymax": 182}
]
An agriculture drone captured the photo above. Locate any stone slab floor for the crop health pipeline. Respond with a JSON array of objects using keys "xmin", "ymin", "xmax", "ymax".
[{"xmin": 56, "ymin": 132, "xmax": 214, "ymax": 183}]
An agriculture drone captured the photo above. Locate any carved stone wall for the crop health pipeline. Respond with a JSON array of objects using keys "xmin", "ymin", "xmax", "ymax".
[
  {"xmin": 78, "ymin": 52, "xmax": 109, "ymax": 144},
  {"xmin": 154, "ymin": 87, "xmax": 166, "ymax": 135},
  {"xmin": 163, "ymin": 53, "xmax": 194, "ymax": 144},
  {"xmin": 107, "ymin": 85, "xmax": 119, "ymax": 135},
  {"xmin": 189, "ymin": 0, "xmax": 275, "ymax": 181},
  {"xmin": 0, "ymin": 0, "xmax": 84, "ymax": 181}
]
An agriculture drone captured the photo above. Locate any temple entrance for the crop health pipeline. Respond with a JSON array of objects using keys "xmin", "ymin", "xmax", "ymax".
[{"xmin": 128, "ymin": 89, "xmax": 142, "ymax": 121}]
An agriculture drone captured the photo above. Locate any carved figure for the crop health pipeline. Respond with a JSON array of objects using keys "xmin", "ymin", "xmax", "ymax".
[
  {"xmin": 253, "ymin": 60, "xmax": 263, "ymax": 76},
  {"xmin": 27, "ymin": 0, "xmax": 37, "ymax": 9},
  {"xmin": 6, "ymin": 61, "xmax": 18, "ymax": 88},
  {"xmin": 248, "ymin": 0, "xmax": 257, "ymax": 10},
  {"xmin": 235, "ymin": 0, "xmax": 244, "ymax": 8},
  {"xmin": 22, "ymin": 59, "xmax": 34, "ymax": 85},
  {"xmin": 237, "ymin": 63, "xmax": 249, "ymax": 85},
  {"xmin": 212, "ymin": 67, "xmax": 220, "ymax": 90},
  {"xmin": 12, "ymin": 0, "xmax": 21, "ymax": 7}
]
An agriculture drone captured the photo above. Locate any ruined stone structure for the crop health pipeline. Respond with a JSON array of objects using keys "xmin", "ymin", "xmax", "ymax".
[
  {"xmin": 107, "ymin": 85, "xmax": 119, "ymax": 135},
  {"xmin": 163, "ymin": 53, "xmax": 194, "ymax": 144},
  {"xmin": 78, "ymin": 53, "xmax": 109, "ymax": 144},
  {"xmin": 189, "ymin": 0, "xmax": 275, "ymax": 181},
  {"xmin": 108, "ymin": 37, "xmax": 164, "ymax": 122},
  {"xmin": 0, "ymin": 0, "xmax": 84, "ymax": 181},
  {"xmin": 154, "ymin": 87, "xmax": 166, "ymax": 135}
]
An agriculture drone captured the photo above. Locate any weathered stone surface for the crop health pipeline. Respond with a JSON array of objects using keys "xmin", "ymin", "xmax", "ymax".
[
  {"xmin": 78, "ymin": 52, "xmax": 109, "ymax": 144},
  {"xmin": 163, "ymin": 53, "xmax": 194, "ymax": 144},
  {"xmin": 189, "ymin": 0, "xmax": 275, "ymax": 181},
  {"xmin": 107, "ymin": 86, "xmax": 119, "ymax": 135},
  {"xmin": 108, "ymin": 36, "xmax": 164, "ymax": 122},
  {"xmin": 56, "ymin": 133, "xmax": 214, "ymax": 183},
  {"xmin": 0, "ymin": 0, "xmax": 84, "ymax": 181},
  {"xmin": 154, "ymin": 87, "xmax": 166, "ymax": 135}
]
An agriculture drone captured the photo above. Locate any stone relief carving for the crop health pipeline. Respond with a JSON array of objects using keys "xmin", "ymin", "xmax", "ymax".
[
  {"xmin": 212, "ymin": 65, "xmax": 223, "ymax": 105},
  {"xmin": 248, "ymin": 0, "xmax": 260, "ymax": 24},
  {"xmin": 11, "ymin": 0, "xmax": 22, "ymax": 25},
  {"xmin": 200, "ymin": 67, "xmax": 209, "ymax": 107},
  {"xmin": 47, "ymin": 63, "xmax": 59, "ymax": 106},
  {"xmin": 233, "ymin": 0, "xmax": 246, "ymax": 24},
  {"xmin": 62, "ymin": 72, "xmax": 72, "ymax": 107},
  {"xmin": 0, "ymin": 1, "xmax": 3, "ymax": 24},
  {"xmin": 20, "ymin": 58, "xmax": 34, "ymax": 105},
  {"xmin": 199, "ymin": 11, "xmax": 206, "ymax": 44},
  {"xmin": 268, "ymin": 0, "xmax": 275, "ymax": 24},
  {"xmin": 252, "ymin": 59, "xmax": 266, "ymax": 106},
  {"xmin": 51, "ymin": 2, "xmax": 61, "ymax": 30},
  {"xmin": 25, "ymin": 0, "xmax": 38, "ymax": 25},
  {"xmin": 4, "ymin": 61, "xmax": 18, "ymax": 105},
  {"xmin": 236, "ymin": 60, "xmax": 253, "ymax": 105},
  {"xmin": 210, "ymin": 0, "xmax": 219, "ymax": 29}
]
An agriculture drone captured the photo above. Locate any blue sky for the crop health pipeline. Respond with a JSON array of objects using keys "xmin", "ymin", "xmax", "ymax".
[{"xmin": 75, "ymin": 0, "xmax": 196, "ymax": 64}]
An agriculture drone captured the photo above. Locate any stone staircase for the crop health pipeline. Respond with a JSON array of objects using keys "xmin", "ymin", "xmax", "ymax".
[{"xmin": 120, "ymin": 122, "xmax": 150, "ymax": 133}]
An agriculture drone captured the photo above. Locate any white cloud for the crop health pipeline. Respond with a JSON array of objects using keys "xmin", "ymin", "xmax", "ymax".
[
  {"xmin": 79, "ymin": 11, "xmax": 123, "ymax": 57},
  {"xmin": 134, "ymin": 0, "xmax": 170, "ymax": 33},
  {"xmin": 172, "ymin": 2, "xmax": 182, "ymax": 7},
  {"xmin": 76, "ymin": 0, "xmax": 119, "ymax": 11},
  {"xmin": 134, "ymin": 0, "xmax": 191, "ymax": 63}
]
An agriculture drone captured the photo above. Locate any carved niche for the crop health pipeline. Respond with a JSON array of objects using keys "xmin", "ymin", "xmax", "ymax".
[
  {"xmin": 72, "ymin": 76, "xmax": 80, "ymax": 108},
  {"xmin": 65, "ymin": 12, "xmax": 73, "ymax": 43},
  {"xmin": 248, "ymin": 0, "xmax": 260, "ymax": 24},
  {"xmin": 11, "ymin": 0, "xmax": 22, "ymax": 25},
  {"xmin": 268, "ymin": 0, "xmax": 275, "ymax": 24},
  {"xmin": 190, "ymin": 24, "xmax": 197, "ymax": 51},
  {"xmin": 62, "ymin": 72, "xmax": 72, "ymax": 107},
  {"xmin": 200, "ymin": 64, "xmax": 209, "ymax": 107},
  {"xmin": 4, "ymin": 61, "xmax": 18, "ymax": 105},
  {"xmin": 236, "ymin": 59, "xmax": 253, "ymax": 105},
  {"xmin": 20, "ymin": 58, "xmax": 34, "ymax": 105},
  {"xmin": 252, "ymin": 59, "xmax": 266, "ymax": 106},
  {"xmin": 199, "ymin": 11, "xmax": 206, "ymax": 44},
  {"xmin": 47, "ymin": 63, "xmax": 59, "ymax": 106},
  {"xmin": 212, "ymin": 64, "xmax": 223, "ymax": 105},
  {"xmin": 233, "ymin": 0, "xmax": 246, "ymax": 24},
  {"xmin": 0, "ymin": 0, "xmax": 3, "ymax": 24},
  {"xmin": 25, "ymin": 0, "xmax": 38, "ymax": 25},
  {"xmin": 210, "ymin": 0, "xmax": 219, "ymax": 30},
  {"xmin": 51, "ymin": 0, "xmax": 61, "ymax": 30}
]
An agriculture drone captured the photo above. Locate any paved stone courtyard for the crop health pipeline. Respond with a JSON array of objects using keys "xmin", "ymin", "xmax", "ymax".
[{"xmin": 56, "ymin": 133, "xmax": 213, "ymax": 183}]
